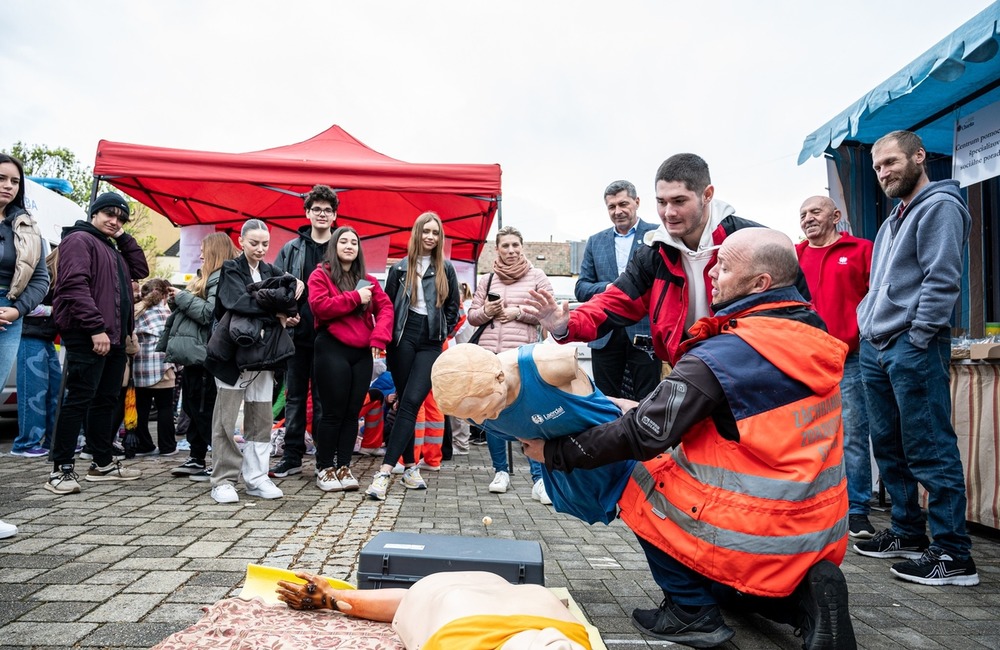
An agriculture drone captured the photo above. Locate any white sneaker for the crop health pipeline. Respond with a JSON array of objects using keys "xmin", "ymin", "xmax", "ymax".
[
  {"xmin": 416, "ymin": 459, "xmax": 441, "ymax": 472},
  {"xmin": 390, "ymin": 463, "xmax": 405, "ymax": 475},
  {"xmin": 0, "ymin": 519, "xmax": 17, "ymax": 539},
  {"xmin": 211, "ymin": 484, "xmax": 239, "ymax": 504},
  {"xmin": 401, "ymin": 467, "xmax": 427, "ymax": 490},
  {"xmin": 489, "ymin": 470, "xmax": 510, "ymax": 493},
  {"xmin": 359, "ymin": 447, "xmax": 386, "ymax": 457},
  {"xmin": 337, "ymin": 466, "xmax": 360, "ymax": 491},
  {"xmin": 366, "ymin": 472, "xmax": 390, "ymax": 500},
  {"xmin": 532, "ymin": 479, "xmax": 553, "ymax": 505},
  {"xmin": 246, "ymin": 478, "xmax": 283, "ymax": 499},
  {"xmin": 316, "ymin": 467, "xmax": 343, "ymax": 492}
]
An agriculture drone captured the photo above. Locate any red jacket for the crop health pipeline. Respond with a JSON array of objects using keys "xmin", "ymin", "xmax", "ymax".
[
  {"xmin": 307, "ymin": 264, "xmax": 393, "ymax": 350},
  {"xmin": 566, "ymin": 215, "xmax": 767, "ymax": 364},
  {"xmin": 795, "ymin": 234, "xmax": 872, "ymax": 354}
]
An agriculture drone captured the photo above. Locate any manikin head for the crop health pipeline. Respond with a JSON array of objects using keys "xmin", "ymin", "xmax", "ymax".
[{"xmin": 432, "ymin": 344, "xmax": 508, "ymax": 422}]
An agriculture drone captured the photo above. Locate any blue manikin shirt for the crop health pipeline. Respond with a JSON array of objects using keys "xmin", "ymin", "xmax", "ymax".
[{"xmin": 474, "ymin": 344, "xmax": 636, "ymax": 524}]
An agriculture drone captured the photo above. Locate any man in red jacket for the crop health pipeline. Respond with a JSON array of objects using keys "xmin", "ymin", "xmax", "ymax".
[
  {"xmin": 527, "ymin": 154, "xmax": 808, "ymax": 365},
  {"xmin": 797, "ymin": 196, "xmax": 875, "ymax": 539}
]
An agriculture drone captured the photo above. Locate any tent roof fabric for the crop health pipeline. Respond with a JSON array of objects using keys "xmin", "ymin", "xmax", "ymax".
[
  {"xmin": 799, "ymin": 2, "xmax": 1000, "ymax": 161},
  {"xmin": 93, "ymin": 125, "xmax": 502, "ymax": 263}
]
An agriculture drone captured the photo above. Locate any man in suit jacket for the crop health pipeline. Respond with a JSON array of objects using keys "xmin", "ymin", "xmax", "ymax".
[{"xmin": 575, "ymin": 180, "xmax": 660, "ymax": 399}]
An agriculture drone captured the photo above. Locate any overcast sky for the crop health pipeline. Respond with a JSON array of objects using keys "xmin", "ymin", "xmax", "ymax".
[{"xmin": 2, "ymin": 0, "xmax": 992, "ymax": 243}]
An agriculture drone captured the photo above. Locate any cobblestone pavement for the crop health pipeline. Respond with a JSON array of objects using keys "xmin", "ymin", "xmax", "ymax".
[{"xmin": 0, "ymin": 435, "xmax": 997, "ymax": 649}]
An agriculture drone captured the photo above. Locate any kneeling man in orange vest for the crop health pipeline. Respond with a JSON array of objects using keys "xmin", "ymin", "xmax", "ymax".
[{"xmin": 524, "ymin": 228, "xmax": 856, "ymax": 650}]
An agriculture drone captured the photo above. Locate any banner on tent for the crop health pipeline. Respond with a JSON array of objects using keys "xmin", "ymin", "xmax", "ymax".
[{"xmin": 954, "ymin": 100, "xmax": 1000, "ymax": 187}]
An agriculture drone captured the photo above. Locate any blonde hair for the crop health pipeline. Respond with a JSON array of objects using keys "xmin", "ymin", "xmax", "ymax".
[
  {"xmin": 431, "ymin": 344, "xmax": 503, "ymax": 415},
  {"xmin": 189, "ymin": 232, "xmax": 238, "ymax": 298},
  {"xmin": 406, "ymin": 211, "xmax": 449, "ymax": 308}
]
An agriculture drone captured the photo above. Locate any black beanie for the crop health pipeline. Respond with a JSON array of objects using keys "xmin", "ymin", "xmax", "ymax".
[{"xmin": 89, "ymin": 192, "xmax": 130, "ymax": 221}]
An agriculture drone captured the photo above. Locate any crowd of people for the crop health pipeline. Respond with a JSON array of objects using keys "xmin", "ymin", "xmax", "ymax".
[{"xmin": 0, "ymin": 128, "xmax": 980, "ymax": 649}]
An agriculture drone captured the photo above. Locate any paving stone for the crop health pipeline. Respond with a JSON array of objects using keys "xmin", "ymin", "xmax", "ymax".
[
  {"xmin": 122, "ymin": 570, "xmax": 195, "ymax": 593},
  {"xmin": 0, "ymin": 622, "xmax": 100, "ymax": 645},
  {"xmin": 79, "ymin": 621, "xmax": 183, "ymax": 647},
  {"xmin": 19, "ymin": 600, "xmax": 98, "ymax": 622},
  {"xmin": 81, "ymin": 593, "xmax": 165, "ymax": 622}
]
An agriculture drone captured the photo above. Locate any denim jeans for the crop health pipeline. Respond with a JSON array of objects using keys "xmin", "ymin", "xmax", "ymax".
[
  {"xmin": 636, "ymin": 535, "xmax": 717, "ymax": 607},
  {"xmin": 13, "ymin": 336, "xmax": 61, "ymax": 452},
  {"xmin": 486, "ymin": 430, "xmax": 543, "ymax": 482},
  {"xmin": 859, "ymin": 332, "xmax": 972, "ymax": 558},
  {"xmin": 0, "ymin": 295, "xmax": 23, "ymax": 401},
  {"xmin": 840, "ymin": 353, "xmax": 873, "ymax": 515}
]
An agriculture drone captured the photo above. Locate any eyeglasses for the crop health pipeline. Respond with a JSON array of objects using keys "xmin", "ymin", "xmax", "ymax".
[
  {"xmin": 309, "ymin": 207, "xmax": 336, "ymax": 216},
  {"xmin": 684, "ymin": 244, "xmax": 722, "ymax": 260}
]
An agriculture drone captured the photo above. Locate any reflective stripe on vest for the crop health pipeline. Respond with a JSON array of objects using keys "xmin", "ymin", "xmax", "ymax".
[
  {"xmin": 629, "ymin": 461, "xmax": 847, "ymax": 557},
  {"xmin": 620, "ymin": 309, "xmax": 849, "ymax": 597}
]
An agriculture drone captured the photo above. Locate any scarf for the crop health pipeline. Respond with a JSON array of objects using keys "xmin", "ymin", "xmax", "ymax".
[{"xmin": 493, "ymin": 254, "xmax": 531, "ymax": 284}]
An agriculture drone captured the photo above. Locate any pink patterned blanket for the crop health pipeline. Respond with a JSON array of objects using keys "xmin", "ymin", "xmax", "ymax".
[{"xmin": 151, "ymin": 597, "xmax": 404, "ymax": 650}]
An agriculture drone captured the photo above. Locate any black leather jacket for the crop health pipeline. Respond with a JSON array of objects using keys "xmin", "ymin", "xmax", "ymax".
[{"xmin": 385, "ymin": 258, "xmax": 460, "ymax": 344}]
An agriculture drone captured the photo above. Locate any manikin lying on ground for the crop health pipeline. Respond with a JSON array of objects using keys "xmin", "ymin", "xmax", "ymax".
[{"xmin": 276, "ymin": 570, "xmax": 591, "ymax": 649}]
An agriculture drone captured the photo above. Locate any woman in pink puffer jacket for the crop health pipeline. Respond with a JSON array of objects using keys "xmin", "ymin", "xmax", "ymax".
[{"xmin": 466, "ymin": 225, "xmax": 553, "ymax": 500}]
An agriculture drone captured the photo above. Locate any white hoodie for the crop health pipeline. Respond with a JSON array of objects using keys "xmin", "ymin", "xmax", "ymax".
[{"xmin": 643, "ymin": 198, "xmax": 737, "ymax": 329}]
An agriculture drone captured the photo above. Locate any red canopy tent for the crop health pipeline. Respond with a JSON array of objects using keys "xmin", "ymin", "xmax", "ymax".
[{"xmin": 92, "ymin": 125, "xmax": 502, "ymax": 263}]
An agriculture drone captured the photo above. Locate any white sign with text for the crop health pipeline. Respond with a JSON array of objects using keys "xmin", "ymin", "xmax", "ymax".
[{"xmin": 953, "ymin": 100, "xmax": 1000, "ymax": 187}]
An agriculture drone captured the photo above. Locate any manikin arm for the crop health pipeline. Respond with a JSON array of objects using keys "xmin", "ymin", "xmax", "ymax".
[{"xmin": 276, "ymin": 572, "xmax": 406, "ymax": 622}]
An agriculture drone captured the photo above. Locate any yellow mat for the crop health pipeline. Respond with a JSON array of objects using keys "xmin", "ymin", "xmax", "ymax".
[
  {"xmin": 239, "ymin": 563, "xmax": 356, "ymax": 605},
  {"xmin": 549, "ymin": 587, "xmax": 607, "ymax": 650}
]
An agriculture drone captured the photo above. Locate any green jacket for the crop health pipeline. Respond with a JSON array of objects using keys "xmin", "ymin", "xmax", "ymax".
[{"xmin": 157, "ymin": 270, "xmax": 220, "ymax": 366}]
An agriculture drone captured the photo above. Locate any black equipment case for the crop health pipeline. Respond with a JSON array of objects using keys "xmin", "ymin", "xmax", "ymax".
[{"xmin": 357, "ymin": 531, "xmax": 544, "ymax": 589}]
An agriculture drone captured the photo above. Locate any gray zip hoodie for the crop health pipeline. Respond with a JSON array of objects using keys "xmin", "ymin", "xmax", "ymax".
[{"xmin": 857, "ymin": 179, "xmax": 970, "ymax": 350}]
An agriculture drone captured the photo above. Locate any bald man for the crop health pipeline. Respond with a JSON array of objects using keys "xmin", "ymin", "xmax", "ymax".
[
  {"xmin": 797, "ymin": 197, "xmax": 875, "ymax": 540},
  {"xmin": 524, "ymin": 229, "xmax": 856, "ymax": 649}
]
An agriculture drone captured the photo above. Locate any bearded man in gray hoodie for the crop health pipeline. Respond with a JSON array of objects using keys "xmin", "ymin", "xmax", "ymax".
[{"xmin": 853, "ymin": 130, "xmax": 978, "ymax": 587}]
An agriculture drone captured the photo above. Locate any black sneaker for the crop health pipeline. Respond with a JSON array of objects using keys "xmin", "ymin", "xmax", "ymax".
[
  {"xmin": 847, "ymin": 514, "xmax": 875, "ymax": 539},
  {"xmin": 794, "ymin": 561, "xmax": 857, "ymax": 650},
  {"xmin": 171, "ymin": 458, "xmax": 206, "ymax": 476},
  {"xmin": 85, "ymin": 461, "xmax": 142, "ymax": 482},
  {"xmin": 268, "ymin": 458, "xmax": 302, "ymax": 478},
  {"xmin": 631, "ymin": 597, "xmax": 735, "ymax": 648},
  {"xmin": 188, "ymin": 467, "xmax": 212, "ymax": 482},
  {"xmin": 853, "ymin": 528, "xmax": 928, "ymax": 559},
  {"xmin": 890, "ymin": 548, "xmax": 980, "ymax": 586}
]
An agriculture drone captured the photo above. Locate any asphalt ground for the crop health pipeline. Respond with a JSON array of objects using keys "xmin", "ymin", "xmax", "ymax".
[{"xmin": 0, "ymin": 425, "xmax": 998, "ymax": 649}]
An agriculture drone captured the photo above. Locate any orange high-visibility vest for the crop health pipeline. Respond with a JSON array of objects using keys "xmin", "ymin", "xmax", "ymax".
[{"xmin": 620, "ymin": 308, "xmax": 849, "ymax": 598}]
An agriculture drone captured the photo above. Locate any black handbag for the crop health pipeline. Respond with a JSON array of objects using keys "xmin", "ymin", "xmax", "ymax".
[{"xmin": 468, "ymin": 273, "xmax": 495, "ymax": 345}]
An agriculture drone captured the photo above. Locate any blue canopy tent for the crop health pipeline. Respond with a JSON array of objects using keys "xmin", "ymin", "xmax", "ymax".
[{"xmin": 798, "ymin": 1, "xmax": 1000, "ymax": 335}]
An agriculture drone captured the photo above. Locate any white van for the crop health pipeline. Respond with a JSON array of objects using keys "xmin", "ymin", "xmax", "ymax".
[{"xmin": 0, "ymin": 179, "xmax": 85, "ymax": 416}]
